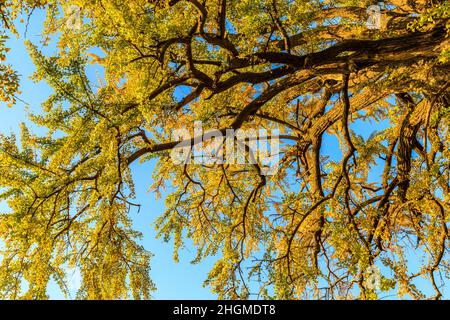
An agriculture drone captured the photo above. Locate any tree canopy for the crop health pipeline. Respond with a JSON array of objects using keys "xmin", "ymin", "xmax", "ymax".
[{"xmin": 0, "ymin": 0, "xmax": 449, "ymax": 299}]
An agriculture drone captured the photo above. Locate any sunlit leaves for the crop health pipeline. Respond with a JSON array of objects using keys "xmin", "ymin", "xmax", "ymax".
[{"xmin": 0, "ymin": 0, "xmax": 449, "ymax": 300}]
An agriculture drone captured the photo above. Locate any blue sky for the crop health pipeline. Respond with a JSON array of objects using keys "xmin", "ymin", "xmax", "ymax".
[{"xmin": 0, "ymin": 12, "xmax": 216, "ymax": 300}]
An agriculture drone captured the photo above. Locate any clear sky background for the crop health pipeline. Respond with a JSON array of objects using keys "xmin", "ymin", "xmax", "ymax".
[{"xmin": 0, "ymin": 9, "xmax": 447, "ymax": 300}]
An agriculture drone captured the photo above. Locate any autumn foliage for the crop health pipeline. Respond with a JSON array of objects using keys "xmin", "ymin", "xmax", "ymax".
[{"xmin": 0, "ymin": 0, "xmax": 449, "ymax": 299}]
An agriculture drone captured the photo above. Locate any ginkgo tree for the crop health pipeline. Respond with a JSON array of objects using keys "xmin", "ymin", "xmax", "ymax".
[{"xmin": 0, "ymin": 0, "xmax": 449, "ymax": 300}]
